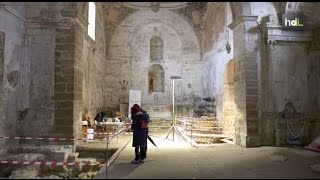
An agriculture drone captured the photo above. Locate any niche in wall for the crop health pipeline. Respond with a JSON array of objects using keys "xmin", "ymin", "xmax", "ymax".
[
  {"xmin": 148, "ymin": 64, "xmax": 164, "ymax": 93},
  {"xmin": 150, "ymin": 28, "xmax": 163, "ymax": 63}
]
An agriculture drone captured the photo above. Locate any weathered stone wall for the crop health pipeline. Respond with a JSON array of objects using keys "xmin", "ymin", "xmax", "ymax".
[
  {"xmin": 223, "ymin": 60, "xmax": 235, "ymax": 139},
  {"xmin": 22, "ymin": 3, "xmax": 78, "ymax": 142},
  {"xmin": 252, "ymin": 2, "xmax": 320, "ymax": 146},
  {"xmin": 267, "ymin": 42, "xmax": 309, "ymax": 113},
  {"xmin": 24, "ymin": 28, "xmax": 55, "ymax": 137},
  {"xmin": 53, "ymin": 27, "xmax": 75, "ymax": 138},
  {"xmin": 202, "ymin": 2, "xmax": 320, "ymax": 147},
  {"xmin": 81, "ymin": 2, "xmax": 108, "ymax": 123},
  {"xmin": 0, "ymin": 29, "xmax": 5, "ymax": 155},
  {"xmin": 202, "ymin": 2, "xmax": 235, "ymax": 137},
  {"xmin": 106, "ymin": 8, "xmax": 201, "ymax": 119},
  {"xmin": 0, "ymin": 3, "xmax": 27, "ymax": 153},
  {"xmin": 262, "ymin": 41, "xmax": 320, "ymax": 145}
]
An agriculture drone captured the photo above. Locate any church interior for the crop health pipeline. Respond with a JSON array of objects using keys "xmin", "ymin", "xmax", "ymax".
[{"xmin": 0, "ymin": 2, "xmax": 320, "ymax": 179}]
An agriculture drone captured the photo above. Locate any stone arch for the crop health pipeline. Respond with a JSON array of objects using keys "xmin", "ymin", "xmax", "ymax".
[
  {"xmin": 223, "ymin": 59, "xmax": 235, "ymax": 140},
  {"xmin": 116, "ymin": 9, "xmax": 198, "ymax": 57},
  {"xmin": 148, "ymin": 64, "xmax": 165, "ymax": 93}
]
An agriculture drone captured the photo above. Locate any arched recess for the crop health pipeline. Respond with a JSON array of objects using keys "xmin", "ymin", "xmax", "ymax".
[
  {"xmin": 148, "ymin": 64, "xmax": 165, "ymax": 93},
  {"xmin": 223, "ymin": 59, "xmax": 235, "ymax": 140},
  {"xmin": 150, "ymin": 30, "xmax": 164, "ymax": 63}
]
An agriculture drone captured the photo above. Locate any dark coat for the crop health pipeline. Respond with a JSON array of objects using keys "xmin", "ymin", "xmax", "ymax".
[{"xmin": 131, "ymin": 112, "xmax": 149, "ymax": 147}]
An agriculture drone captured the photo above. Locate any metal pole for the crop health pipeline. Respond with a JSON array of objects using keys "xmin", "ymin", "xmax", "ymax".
[
  {"xmin": 172, "ymin": 78, "xmax": 175, "ymax": 141},
  {"xmin": 191, "ymin": 123, "xmax": 193, "ymax": 147},
  {"xmin": 106, "ymin": 137, "xmax": 109, "ymax": 179}
]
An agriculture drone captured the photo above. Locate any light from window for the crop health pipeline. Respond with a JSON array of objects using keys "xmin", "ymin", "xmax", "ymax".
[{"xmin": 88, "ymin": 2, "xmax": 96, "ymax": 41}]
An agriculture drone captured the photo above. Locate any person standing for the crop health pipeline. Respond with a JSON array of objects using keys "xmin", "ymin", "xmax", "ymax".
[
  {"xmin": 130, "ymin": 105, "xmax": 149, "ymax": 164},
  {"xmin": 133, "ymin": 104, "xmax": 150, "ymax": 160}
]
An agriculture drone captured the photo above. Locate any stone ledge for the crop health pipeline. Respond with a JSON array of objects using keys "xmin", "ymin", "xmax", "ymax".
[{"xmin": 228, "ymin": 15, "xmax": 258, "ymax": 30}]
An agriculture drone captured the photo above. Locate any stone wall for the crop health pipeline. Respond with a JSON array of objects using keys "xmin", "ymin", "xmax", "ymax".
[
  {"xmin": 81, "ymin": 2, "xmax": 108, "ymax": 123},
  {"xmin": 0, "ymin": 3, "xmax": 27, "ymax": 153},
  {"xmin": 24, "ymin": 28, "xmax": 55, "ymax": 137},
  {"xmin": 202, "ymin": 2, "xmax": 234, "ymax": 137},
  {"xmin": 22, "ymin": 3, "xmax": 78, "ymax": 143},
  {"xmin": 0, "ymin": 30, "xmax": 5, "ymax": 154},
  {"xmin": 201, "ymin": 2, "xmax": 320, "ymax": 147},
  {"xmin": 253, "ymin": 2, "xmax": 320, "ymax": 146},
  {"xmin": 106, "ymin": 8, "xmax": 201, "ymax": 119}
]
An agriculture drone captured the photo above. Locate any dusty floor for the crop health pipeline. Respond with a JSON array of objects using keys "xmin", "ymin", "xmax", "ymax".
[{"xmin": 94, "ymin": 131, "xmax": 320, "ymax": 179}]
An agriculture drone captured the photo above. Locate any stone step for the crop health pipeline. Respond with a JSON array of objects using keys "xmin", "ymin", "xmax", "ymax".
[{"xmin": 67, "ymin": 152, "xmax": 79, "ymax": 163}]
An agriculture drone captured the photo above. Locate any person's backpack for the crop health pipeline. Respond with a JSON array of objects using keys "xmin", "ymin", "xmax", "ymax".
[
  {"xmin": 140, "ymin": 114, "xmax": 149, "ymax": 129},
  {"xmin": 140, "ymin": 119, "xmax": 148, "ymax": 129}
]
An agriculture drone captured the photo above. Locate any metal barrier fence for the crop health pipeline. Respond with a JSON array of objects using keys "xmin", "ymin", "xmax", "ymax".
[{"xmin": 175, "ymin": 117, "xmax": 227, "ymax": 146}]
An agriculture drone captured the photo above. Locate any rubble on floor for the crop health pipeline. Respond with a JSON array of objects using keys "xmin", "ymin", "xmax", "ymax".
[
  {"xmin": 269, "ymin": 154, "xmax": 288, "ymax": 162},
  {"xmin": 310, "ymin": 164, "xmax": 320, "ymax": 173},
  {"xmin": 0, "ymin": 153, "xmax": 106, "ymax": 179}
]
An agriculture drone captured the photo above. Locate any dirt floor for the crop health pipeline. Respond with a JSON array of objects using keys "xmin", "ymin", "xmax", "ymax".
[{"xmin": 94, "ymin": 131, "xmax": 320, "ymax": 179}]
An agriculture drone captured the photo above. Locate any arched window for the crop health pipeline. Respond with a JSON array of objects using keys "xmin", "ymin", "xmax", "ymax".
[
  {"xmin": 88, "ymin": 2, "xmax": 96, "ymax": 41},
  {"xmin": 150, "ymin": 28, "xmax": 163, "ymax": 62},
  {"xmin": 148, "ymin": 64, "xmax": 165, "ymax": 93}
]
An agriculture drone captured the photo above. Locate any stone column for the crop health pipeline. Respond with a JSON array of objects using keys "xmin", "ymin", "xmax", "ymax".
[
  {"xmin": 73, "ymin": 19, "xmax": 85, "ymax": 145},
  {"xmin": 53, "ymin": 18, "xmax": 85, "ymax": 148},
  {"xmin": 228, "ymin": 15, "xmax": 261, "ymax": 147},
  {"xmin": 53, "ymin": 27, "xmax": 76, "ymax": 138}
]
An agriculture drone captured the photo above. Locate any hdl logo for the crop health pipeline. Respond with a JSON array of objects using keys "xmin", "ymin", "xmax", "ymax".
[{"xmin": 282, "ymin": 14, "xmax": 305, "ymax": 30}]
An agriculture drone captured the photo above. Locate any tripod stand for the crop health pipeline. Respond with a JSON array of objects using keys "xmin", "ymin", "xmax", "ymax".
[
  {"xmin": 165, "ymin": 76, "xmax": 182, "ymax": 141},
  {"xmin": 165, "ymin": 116, "xmax": 183, "ymax": 141}
]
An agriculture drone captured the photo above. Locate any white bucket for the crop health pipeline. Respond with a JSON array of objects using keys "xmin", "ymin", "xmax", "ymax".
[{"xmin": 86, "ymin": 128, "xmax": 94, "ymax": 140}]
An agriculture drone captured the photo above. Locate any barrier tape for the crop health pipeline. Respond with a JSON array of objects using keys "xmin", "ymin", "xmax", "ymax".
[
  {"xmin": 83, "ymin": 132, "xmax": 133, "ymax": 135},
  {"xmin": 0, "ymin": 136, "xmax": 83, "ymax": 141},
  {"xmin": 185, "ymin": 120, "xmax": 216, "ymax": 123},
  {"xmin": 187, "ymin": 133, "xmax": 227, "ymax": 137},
  {"xmin": 0, "ymin": 131, "xmax": 133, "ymax": 142},
  {"xmin": 177, "ymin": 119, "xmax": 217, "ymax": 123},
  {"xmin": 0, "ymin": 136, "xmax": 117, "ymax": 141},
  {"xmin": 0, "ymin": 160, "xmax": 100, "ymax": 166},
  {"xmin": 178, "ymin": 117, "xmax": 217, "ymax": 119},
  {"xmin": 0, "ymin": 128, "xmax": 133, "ymax": 169}
]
